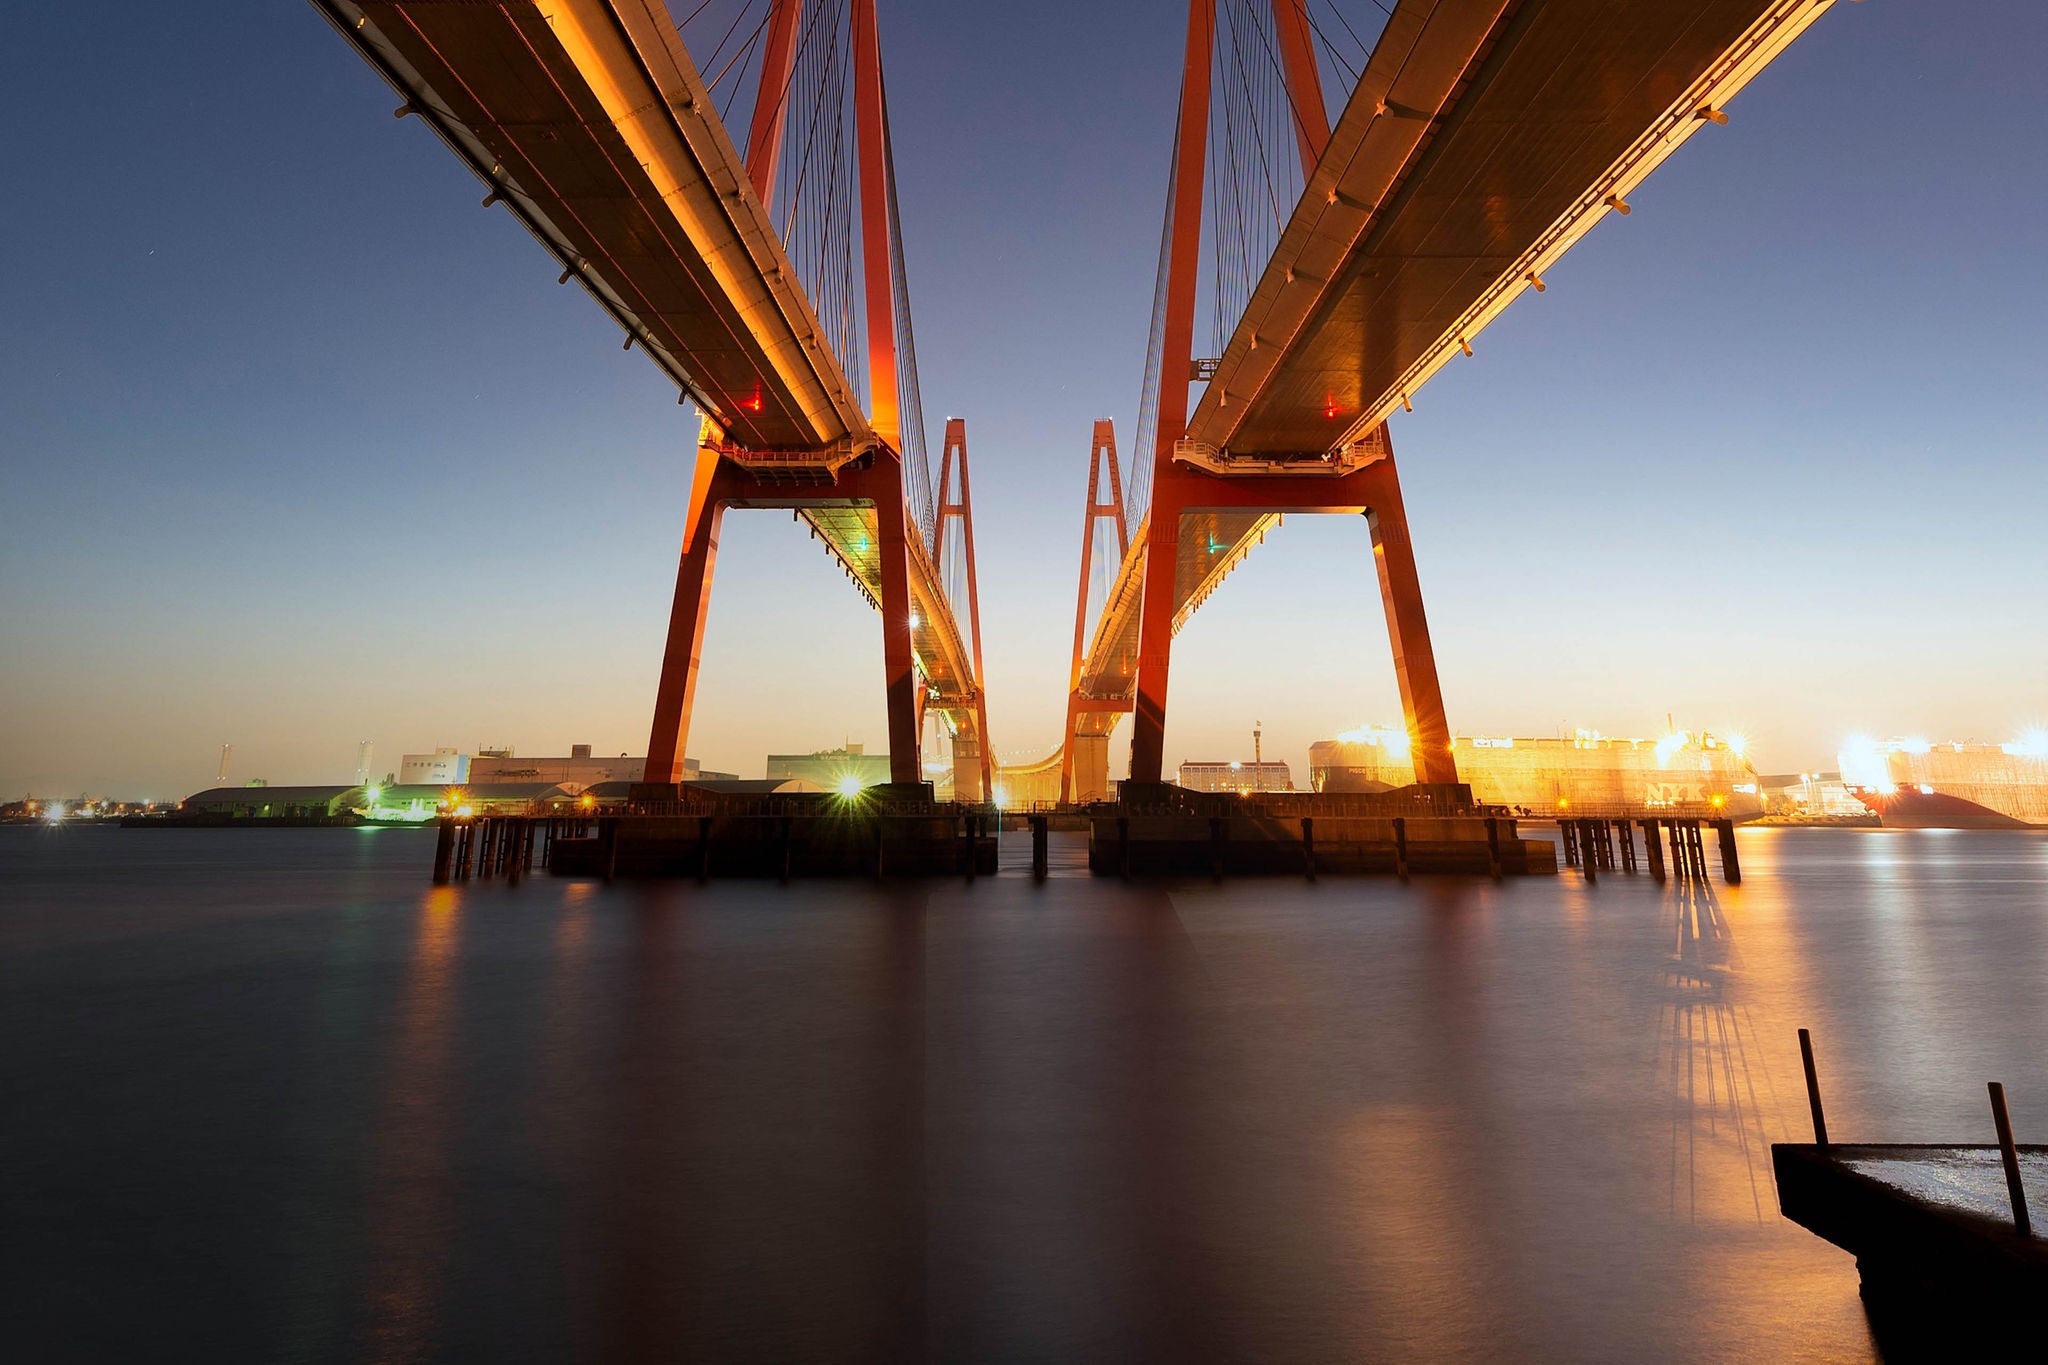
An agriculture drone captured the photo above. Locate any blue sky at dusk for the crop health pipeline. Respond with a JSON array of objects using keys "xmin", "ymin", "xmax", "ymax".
[{"xmin": 2, "ymin": 1, "xmax": 2043, "ymax": 796}]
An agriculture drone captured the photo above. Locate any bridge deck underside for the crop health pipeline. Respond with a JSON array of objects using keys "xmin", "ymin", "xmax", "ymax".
[
  {"xmin": 334, "ymin": 2, "xmax": 984, "ymax": 748},
  {"xmin": 342, "ymin": 0, "xmax": 863, "ymax": 449},
  {"xmin": 1069, "ymin": 0, "xmax": 1831, "ymax": 726}
]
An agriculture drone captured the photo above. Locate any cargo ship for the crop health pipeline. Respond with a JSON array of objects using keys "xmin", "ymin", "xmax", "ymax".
[
  {"xmin": 1838, "ymin": 736, "xmax": 2048, "ymax": 829},
  {"xmin": 1309, "ymin": 727, "xmax": 1764, "ymax": 819}
]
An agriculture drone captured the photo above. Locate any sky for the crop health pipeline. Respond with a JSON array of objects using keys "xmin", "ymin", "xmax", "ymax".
[{"xmin": 2, "ymin": 0, "xmax": 2044, "ymax": 798}]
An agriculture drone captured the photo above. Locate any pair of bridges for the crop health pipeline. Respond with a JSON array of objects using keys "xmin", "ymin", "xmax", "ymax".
[{"xmin": 319, "ymin": 0, "xmax": 1840, "ymax": 805}]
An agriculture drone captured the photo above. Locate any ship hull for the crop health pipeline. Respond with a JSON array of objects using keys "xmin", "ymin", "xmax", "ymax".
[{"xmin": 1851, "ymin": 788, "xmax": 2041, "ymax": 831}]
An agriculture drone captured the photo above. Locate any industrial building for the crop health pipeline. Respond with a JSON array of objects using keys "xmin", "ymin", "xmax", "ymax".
[
  {"xmin": 397, "ymin": 745, "xmax": 734, "ymax": 790},
  {"xmin": 1178, "ymin": 761, "xmax": 1293, "ymax": 793},
  {"xmin": 766, "ymin": 745, "xmax": 892, "ymax": 790},
  {"xmin": 1310, "ymin": 728, "xmax": 1765, "ymax": 818}
]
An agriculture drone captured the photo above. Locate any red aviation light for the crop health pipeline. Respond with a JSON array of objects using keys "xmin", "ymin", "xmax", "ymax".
[{"xmin": 1323, "ymin": 394, "xmax": 1341, "ymax": 420}]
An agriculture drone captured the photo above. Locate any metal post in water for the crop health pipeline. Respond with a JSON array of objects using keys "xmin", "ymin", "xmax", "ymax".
[
  {"xmin": 1578, "ymin": 821, "xmax": 1596, "ymax": 884},
  {"xmin": 1989, "ymin": 1082, "xmax": 2031, "ymax": 1237},
  {"xmin": 1031, "ymin": 814, "xmax": 1047, "ymax": 881},
  {"xmin": 432, "ymin": 819, "xmax": 455, "ymax": 885},
  {"xmin": 1303, "ymin": 816, "xmax": 1317, "ymax": 880},
  {"xmin": 1798, "ymin": 1028, "xmax": 1829, "ymax": 1146},
  {"xmin": 1393, "ymin": 816, "xmax": 1409, "ymax": 879},
  {"xmin": 1642, "ymin": 819, "xmax": 1665, "ymax": 882},
  {"xmin": 601, "ymin": 817, "xmax": 618, "ymax": 884},
  {"xmin": 1716, "ymin": 818, "xmax": 1741, "ymax": 885}
]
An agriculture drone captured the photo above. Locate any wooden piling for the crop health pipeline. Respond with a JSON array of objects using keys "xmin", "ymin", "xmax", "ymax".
[
  {"xmin": 1302, "ymin": 816, "xmax": 1317, "ymax": 880},
  {"xmin": 1716, "ymin": 818, "xmax": 1741, "ymax": 885},
  {"xmin": 455, "ymin": 822, "xmax": 473, "ymax": 880},
  {"xmin": 1393, "ymin": 816, "xmax": 1409, "ymax": 879},
  {"xmin": 1578, "ymin": 820, "xmax": 1595, "ymax": 884},
  {"xmin": 601, "ymin": 817, "xmax": 618, "ymax": 884},
  {"xmin": 1031, "ymin": 814, "xmax": 1048, "ymax": 881},
  {"xmin": 432, "ymin": 819, "xmax": 455, "ymax": 885},
  {"xmin": 1642, "ymin": 819, "xmax": 1665, "ymax": 881},
  {"xmin": 1989, "ymin": 1082, "xmax": 2031, "ymax": 1237},
  {"xmin": 506, "ymin": 820, "xmax": 525, "ymax": 885},
  {"xmin": 1561, "ymin": 820, "xmax": 1578, "ymax": 868},
  {"xmin": 1669, "ymin": 820, "xmax": 1686, "ymax": 878},
  {"xmin": 1485, "ymin": 816, "xmax": 1502, "ymax": 881},
  {"xmin": 522, "ymin": 819, "xmax": 536, "ymax": 872},
  {"xmin": 1799, "ymin": 1027, "xmax": 1829, "ymax": 1146}
]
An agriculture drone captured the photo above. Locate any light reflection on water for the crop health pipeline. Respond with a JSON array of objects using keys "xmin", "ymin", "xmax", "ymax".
[{"xmin": 5, "ymin": 825, "xmax": 2048, "ymax": 1360}]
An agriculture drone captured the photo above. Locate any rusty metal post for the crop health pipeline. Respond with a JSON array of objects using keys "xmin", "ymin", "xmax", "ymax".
[
  {"xmin": 1989, "ymin": 1082, "xmax": 2031, "ymax": 1237},
  {"xmin": 1798, "ymin": 1028, "xmax": 1829, "ymax": 1146}
]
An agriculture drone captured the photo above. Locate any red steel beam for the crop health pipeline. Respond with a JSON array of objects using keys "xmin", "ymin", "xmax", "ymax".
[
  {"xmin": 935, "ymin": 418, "xmax": 993, "ymax": 801},
  {"xmin": 1128, "ymin": 0, "xmax": 1216, "ymax": 785},
  {"xmin": 743, "ymin": 0, "xmax": 805, "ymax": 212},
  {"xmin": 1061, "ymin": 420, "xmax": 1128, "ymax": 802},
  {"xmin": 1269, "ymin": 0, "xmax": 1330, "ymax": 172},
  {"xmin": 851, "ymin": 0, "xmax": 916, "ymax": 783},
  {"xmin": 643, "ymin": 445, "xmax": 731, "ymax": 785}
]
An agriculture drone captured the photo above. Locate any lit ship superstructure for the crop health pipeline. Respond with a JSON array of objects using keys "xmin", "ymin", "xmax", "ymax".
[
  {"xmin": 1310, "ymin": 727, "xmax": 1764, "ymax": 819},
  {"xmin": 1838, "ymin": 735, "xmax": 2048, "ymax": 828}
]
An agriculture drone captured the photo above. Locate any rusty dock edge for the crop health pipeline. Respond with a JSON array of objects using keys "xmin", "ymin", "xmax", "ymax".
[{"xmin": 1774, "ymin": 1143, "xmax": 2048, "ymax": 1303}]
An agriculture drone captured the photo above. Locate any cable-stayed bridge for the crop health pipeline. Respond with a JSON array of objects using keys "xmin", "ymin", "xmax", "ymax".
[
  {"xmin": 316, "ymin": 0, "xmax": 1839, "ymax": 814},
  {"xmin": 318, "ymin": 0, "xmax": 993, "ymax": 799}
]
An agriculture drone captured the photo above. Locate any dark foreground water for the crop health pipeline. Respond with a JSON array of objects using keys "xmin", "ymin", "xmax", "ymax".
[{"xmin": 5, "ymin": 824, "xmax": 2047, "ymax": 1362}]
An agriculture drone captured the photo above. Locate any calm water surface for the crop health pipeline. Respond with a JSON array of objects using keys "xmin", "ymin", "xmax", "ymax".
[{"xmin": 5, "ymin": 824, "xmax": 2047, "ymax": 1361}]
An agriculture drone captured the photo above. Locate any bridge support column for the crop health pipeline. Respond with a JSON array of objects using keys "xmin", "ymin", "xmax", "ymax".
[
  {"xmin": 951, "ymin": 731, "xmax": 985, "ymax": 804},
  {"xmin": 1068, "ymin": 733, "xmax": 1111, "ymax": 804},
  {"xmin": 644, "ymin": 444, "xmax": 727, "ymax": 786},
  {"xmin": 872, "ymin": 459, "xmax": 923, "ymax": 786},
  {"xmin": 1363, "ymin": 457, "xmax": 1458, "ymax": 787}
]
